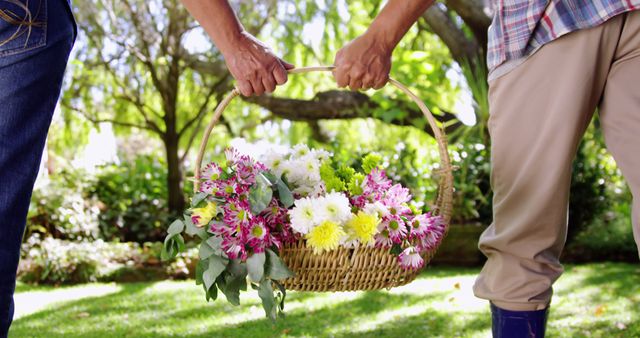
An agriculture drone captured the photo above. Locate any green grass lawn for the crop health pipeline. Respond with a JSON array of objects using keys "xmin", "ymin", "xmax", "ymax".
[{"xmin": 9, "ymin": 263, "xmax": 640, "ymax": 338}]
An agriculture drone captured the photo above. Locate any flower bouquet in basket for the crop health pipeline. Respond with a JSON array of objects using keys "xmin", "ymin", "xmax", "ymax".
[{"xmin": 161, "ymin": 144, "xmax": 446, "ymax": 320}]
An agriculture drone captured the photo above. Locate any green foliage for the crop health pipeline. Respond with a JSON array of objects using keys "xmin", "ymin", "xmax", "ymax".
[
  {"xmin": 320, "ymin": 162, "xmax": 346, "ymax": 193},
  {"xmin": 450, "ymin": 143, "xmax": 492, "ymax": 223},
  {"xmin": 27, "ymin": 170, "xmax": 100, "ymax": 241},
  {"xmin": 568, "ymin": 119, "xmax": 623, "ymax": 244},
  {"xmin": 18, "ymin": 236, "xmax": 198, "ymax": 284},
  {"xmin": 361, "ymin": 153, "xmax": 382, "ymax": 174},
  {"xmin": 91, "ymin": 155, "xmax": 173, "ymax": 243}
]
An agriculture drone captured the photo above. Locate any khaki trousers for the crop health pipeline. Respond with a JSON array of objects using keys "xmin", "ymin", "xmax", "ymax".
[{"xmin": 473, "ymin": 10, "xmax": 640, "ymax": 311}]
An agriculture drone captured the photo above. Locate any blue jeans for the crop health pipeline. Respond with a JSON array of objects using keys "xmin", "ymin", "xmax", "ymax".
[{"xmin": 0, "ymin": 0, "xmax": 76, "ymax": 336}]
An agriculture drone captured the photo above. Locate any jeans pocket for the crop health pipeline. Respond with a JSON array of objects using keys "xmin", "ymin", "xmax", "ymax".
[{"xmin": 0, "ymin": 0, "xmax": 47, "ymax": 57}]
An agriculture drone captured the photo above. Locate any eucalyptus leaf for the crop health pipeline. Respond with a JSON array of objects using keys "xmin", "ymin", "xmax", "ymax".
[
  {"xmin": 276, "ymin": 180, "xmax": 294, "ymax": 208},
  {"xmin": 221, "ymin": 273, "xmax": 246, "ymax": 305},
  {"xmin": 273, "ymin": 280, "xmax": 287, "ymax": 311},
  {"xmin": 246, "ymin": 252, "xmax": 266, "ymax": 282},
  {"xmin": 203, "ymin": 255, "xmax": 228, "ymax": 291},
  {"xmin": 390, "ymin": 243, "xmax": 403, "ymax": 255},
  {"xmin": 205, "ymin": 283, "xmax": 218, "ymax": 302},
  {"xmin": 258, "ymin": 279, "xmax": 277, "ymax": 321},
  {"xmin": 195, "ymin": 259, "xmax": 207, "ymax": 285},
  {"xmin": 260, "ymin": 171, "xmax": 278, "ymax": 185},
  {"xmin": 167, "ymin": 219, "xmax": 184, "ymax": 235},
  {"xmin": 199, "ymin": 241, "xmax": 215, "ymax": 260},
  {"xmin": 266, "ymin": 249, "xmax": 295, "ymax": 280},
  {"xmin": 206, "ymin": 236, "xmax": 225, "ymax": 256},
  {"xmin": 160, "ymin": 234, "xmax": 176, "ymax": 261},
  {"xmin": 227, "ymin": 259, "xmax": 248, "ymax": 278},
  {"xmin": 249, "ymin": 185, "xmax": 272, "ymax": 214},
  {"xmin": 191, "ymin": 192, "xmax": 208, "ymax": 207}
]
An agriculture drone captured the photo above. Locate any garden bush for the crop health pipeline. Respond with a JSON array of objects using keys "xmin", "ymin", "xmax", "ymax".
[
  {"xmin": 18, "ymin": 235, "xmax": 198, "ymax": 284},
  {"xmin": 91, "ymin": 155, "xmax": 175, "ymax": 243},
  {"xmin": 27, "ymin": 169, "xmax": 100, "ymax": 241}
]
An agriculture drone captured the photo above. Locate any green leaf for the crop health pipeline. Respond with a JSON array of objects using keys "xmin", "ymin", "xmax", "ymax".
[
  {"xmin": 249, "ymin": 183, "xmax": 273, "ymax": 214},
  {"xmin": 266, "ymin": 249, "xmax": 295, "ymax": 280},
  {"xmin": 273, "ymin": 280, "xmax": 287, "ymax": 312},
  {"xmin": 191, "ymin": 192, "xmax": 208, "ymax": 207},
  {"xmin": 206, "ymin": 236, "xmax": 225, "ymax": 256},
  {"xmin": 167, "ymin": 219, "xmax": 184, "ymax": 235},
  {"xmin": 203, "ymin": 255, "xmax": 228, "ymax": 291},
  {"xmin": 258, "ymin": 279, "xmax": 277, "ymax": 321},
  {"xmin": 390, "ymin": 243, "xmax": 403, "ymax": 256},
  {"xmin": 205, "ymin": 283, "xmax": 218, "ymax": 302},
  {"xmin": 221, "ymin": 272, "xmax": 246, "ymax": 306},
  {"xmin": 173, "ymin": 234, "xmax": 185, "ymax": 252},
  {"xmin": 261, "ymin": 171, "xmax": 278, "ymax": 185},
  {"xmin": 246, "ymin": 252, "xmax": 266, "ymax": 282},
  {"xmin": 199, "ymin": 241, "xmax": 215, "ymax": 260},
  {"xmin": 276, "ymin": 180, "xmax": 294, "ymax": 208},
  {"xmin": 160, "ymin": 234, "xmax": 175, "ymax": 261},
  {"xmin": 227, "ymin": 259, "xmax": 248, "ymax": 279},
  {"xmin": 195, "ymin": 260, "xmax": 207, "ymax": 285}
]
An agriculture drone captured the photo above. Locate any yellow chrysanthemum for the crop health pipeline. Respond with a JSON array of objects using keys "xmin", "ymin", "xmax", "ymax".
[
  {"xmin": 345, "ymin": 212, "xmax": 379, "ymax": 245},
  {"xmin": 305, "ymin": 221, "xmax": 346, "ymax": 254},
  {"xmin": 191, "ymin": 201, "xmax": 217, "ymax": 227}
]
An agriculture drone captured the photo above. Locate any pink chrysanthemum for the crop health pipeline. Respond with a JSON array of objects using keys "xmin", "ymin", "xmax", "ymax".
[
  {"xmin": 222, "ymin": 198, "xmax": 252, "ymax": 227},
  {"xmin": 222, "ymin": 236, "xmax": 247, "ymax": 260},
  {"xmin": 408, "ymin": 213, "xmax": 431, "ymax": 238},
  {"xmin": 225, "ymin": 148, "xmax": 242, "ymax": 165},
  {"xmin": 200, "ymin": 162, "xmax": 223, "ymax": 181},
  {"xmin": 374, "ymin": 229, "xmax": 394, "ymax": 248},
  {"xmin": 398, "ymin": 246, "xmax": 424, "ymax": 270},
  {"xmin": 381, "ymin": 215, "xmax": 408, "ymax": 244}
]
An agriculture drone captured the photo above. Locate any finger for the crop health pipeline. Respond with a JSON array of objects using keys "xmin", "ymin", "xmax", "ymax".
[
  {"xmin": 237, "ymin": 80, "xmax": 253, "ymax": 97},
  {"xmin": 273, "ymin": 64, "xmax": 288, "ymax": 85},
  {"xmin": 279, "ymin": 59, "xmax": 295, "ymax": 70},
  {"xmin": 349, "ymin": 78, "xmax": 363, "ymax": 91},
  {"xmin": 333, "ymin": 68, "xmax": 350, "ymax": 88},
  {"xmin": 373, "ymin": 74, "xmax": 389, "ymax": 89},
  {"xmin": 262, "ymin": 74, "xmax": 277, "ymax": 93},
  {"xmin": 250, "ymin": 78, "xmax": 265, "ymax": 96},
  {"xmin": 362, "ymin": 73, "xmax": 375, "ymax": 90}
]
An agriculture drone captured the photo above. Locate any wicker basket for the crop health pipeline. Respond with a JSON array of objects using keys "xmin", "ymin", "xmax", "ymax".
[{"xmin": 194, "ymin": 66, "xmax": 453, "ymax": 292}]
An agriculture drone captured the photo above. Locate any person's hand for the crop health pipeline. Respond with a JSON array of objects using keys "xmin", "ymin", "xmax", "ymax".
[
  {"xmin": 223, "ymin": 31, "xmax": 294, "ymax": 96},
  {"xmin": 333, "ymin": 33, "xmax": 392, "ymax": 91}
]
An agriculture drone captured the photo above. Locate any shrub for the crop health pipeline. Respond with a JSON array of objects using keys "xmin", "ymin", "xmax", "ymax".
[
  {"xmin": 27, "ymin": 169, "xmax": 100, "ymax": 241},
  {"xmin": 18, "ymin": 236, "xmax": 198, "ymax": 284},
  {"xmin": 91, "ymin": 155, "xmax": 174, "ymax": 243}
]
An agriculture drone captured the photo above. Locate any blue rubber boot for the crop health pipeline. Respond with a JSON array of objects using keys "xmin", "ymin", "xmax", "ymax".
[{"xmin": 491, "ymin": 303, "xmax": 549, "ymax": 338}]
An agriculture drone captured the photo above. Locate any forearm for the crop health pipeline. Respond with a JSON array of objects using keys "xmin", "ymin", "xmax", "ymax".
[
  {"xmin": 366, "ymin": 0, "xmax": 435, "ymax": 51},
  {"xmin": 179, "ymin": 0, "xmax": 244, "ymax": 55}
]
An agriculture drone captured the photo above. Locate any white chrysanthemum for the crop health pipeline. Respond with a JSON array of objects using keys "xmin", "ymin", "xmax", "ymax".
[
  {"xmin": 261, "ymin": 149, "xmax": 287, "ymax": 172},
  {"xmin": 317, "ymin": 192, "xmax": 352, "ymax": 224},
  {"xmin": 363, "ymin": 201, "xmax": 390, "ymax": 219},
  {"xmin": 284, "ymin": 159, "xmax": 309, "ymax": 185},
  {"xmin": 292, "ymin": 144, "xmax": 311, "ymax": 159},
  {"xmin": 288, "ymin": 197, "xmax": 320, "ymax": 234},
  {"xmin": 310, "ymin": 149, "xmax": 332, "ymax": 162}
]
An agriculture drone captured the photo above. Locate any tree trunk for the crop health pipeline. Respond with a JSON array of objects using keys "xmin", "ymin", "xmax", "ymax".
[{"xmin": 165, "ymin": 133, "xmax": 185, "ymax": 214}]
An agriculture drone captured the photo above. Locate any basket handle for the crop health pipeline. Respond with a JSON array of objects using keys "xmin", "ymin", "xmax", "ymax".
[{"xmin": 193, "ymin": 65, "xmax": 454, "ymax": 224}]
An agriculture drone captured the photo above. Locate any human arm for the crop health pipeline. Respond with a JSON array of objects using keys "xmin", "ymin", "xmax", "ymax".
[
  {"xmin": 180, "ymin": 0, "xmax": 294, "ymax": 96},
  {"xmin": 333, "ymin": 0, "xmax": 434, "ymax": 90}
]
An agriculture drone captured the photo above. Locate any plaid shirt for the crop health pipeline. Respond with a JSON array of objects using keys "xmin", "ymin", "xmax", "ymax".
[{"xmin": 488, "ymin": 0, "xmax": 640, "ymax": 72}]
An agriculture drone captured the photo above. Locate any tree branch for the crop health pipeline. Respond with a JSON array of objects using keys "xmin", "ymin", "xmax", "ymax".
[
  {"xmin": 421, "ymin": 4, "xmax": 479, "ymax": 65},
  {"xmin": 242, "ymin": 90, "xmax": 462, "ymax": 137},
  {"xmin": 443, "ymin": 0, "xmax": 491, "ymax": 47}
]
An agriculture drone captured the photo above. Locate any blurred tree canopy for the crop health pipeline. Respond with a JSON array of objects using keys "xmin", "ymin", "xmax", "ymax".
[{"xmin": 58, "ymin": 0, "xmax": 493, "ymax": 214}]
